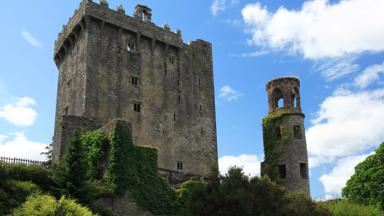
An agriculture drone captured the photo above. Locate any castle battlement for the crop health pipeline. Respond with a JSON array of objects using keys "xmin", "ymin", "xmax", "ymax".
[
  {"xmin": 52, "ymin": 0, "xmax": 218, "ymax": 184},
  {"xmin": 54, "ymin": 0, "xmax": 184, "ymax": 63}
]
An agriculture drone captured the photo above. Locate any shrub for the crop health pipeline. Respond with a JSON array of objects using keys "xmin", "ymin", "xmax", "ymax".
[
  {"xmin": 320, "ymin": 199, "xmax": 384, "ymax": 216},
  {"xmin": 12, "ymin": 193, "xmax": 95, "ymax": 216},
  {"xmin": 181, "ymin": 167, "xmax": 330, "ymax": 216},
  {"xmin": 4, "ymin": 163, "xmax": 52, "ymax": 191}
]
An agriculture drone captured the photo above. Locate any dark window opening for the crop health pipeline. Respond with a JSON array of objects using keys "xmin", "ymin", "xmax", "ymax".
[
  {"xmin": 293, "ymin": 125, "xmax": 302, "ymax": 139},
  {"xmin": 177, "ymin": 161, "xmax": 183, "ymax": 170},
  {"xmin": 201, "ymin": 127, "xmax": 204, "ymax": 136},
  {"xmin": 199, "ymin": 105, "xmax": 202, "ymax": 111},
  {"xmin": 300, "ymin": 163, "xmax": 307, "ymax": 179},
  {"xmin": 127, "ymin": 42, "xmax": 136, "ymax": 53},
  {"xmin": 198, "ymin": 78, "xmax": 201, "ymax": 87},
  {"xmin": 177, "ymin": 80, "xmax": 180, "ymax": 87},
  {"xmin": 64, "ymin": 106, "xmax": 69, "ymax": 115},
  {"xmin": 178, "ymin": 96, "xmax": 181, "ymax": 104},
  {"xmin": 133, "ymin": 103, "xmax": 141, "ymax": 112},
  {"xmin": 275, "ymin": 127, "xmax": 281, "ymax": 140},
  {"xmin": 131, "ymin": 76, "xmax": 139, "ymax": 86},
  {"xmin": 278, "ymin": 164, "xmax": 286, "ymax": 179},
  {"xmin": 174, "ymin": 114, "xmax": 176, "ymax": 121}
]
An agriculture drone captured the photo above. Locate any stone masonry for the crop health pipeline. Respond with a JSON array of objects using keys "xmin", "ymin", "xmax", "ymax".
[
  {"xmin": 52, "ymin": 0, "xmax": 218, "ymax": 182},
  {"xmin": 260, "ymin": 77, "xmax": 310, "ymax": 195}
]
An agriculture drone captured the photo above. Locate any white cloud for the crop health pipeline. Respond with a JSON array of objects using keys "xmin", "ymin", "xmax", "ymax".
[
  {"xmin": 319, "ymin": 153, "xmax": 371, "ymax": 196},
  {"xmin": 219, "ymin": 154, "xmax": 262, "ymax": 176},
  {"xmin": 307, "ymin": 88, "xmax": 384, "ymax": 168},
  {"xmin": 315, "ymin": 56, "xmax": 359, "ymax": 81},
  {"xmin": 241, "ymin": 0, "xmax": 384, "ymax": 60},
  {"xmin": 240, "ymin": 50, "xmax": 268, "ymax": 58},
  {"xmin": 219, "ymin": 85, "xmax": 241, "ymax": 102},
  {"xmin": 21, "ymin": 30, "xmax": 43, "ymax": 47},
  {"xmin": 355, "ymin": 62, "xmax": 384, "ymax": 88},
  {"xmin": 0, "ymin": 132, "xmax": 47, "ymax": 161},
  {"xmin": 0, "ymin": 97, "xmax": 38, "ymax": 126},
  {"xmin": 211, "ymin": 0, "xmax": 239, "ymax": 15}
]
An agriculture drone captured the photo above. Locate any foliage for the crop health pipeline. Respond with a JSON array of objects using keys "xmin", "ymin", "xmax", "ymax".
[
  {"xmin": 105, "ymin": 121, "xmax": 179, "ymax": 215},
  {"xmin": 4, "ymin": 163, "xmax": 53, "ymax": 191},
  {"xmin": 41, "ymin": 143, "xmax": 53, "ymax": 168},
  {"xmin": 176, "ymin": 180, "xmax": 206, "ymax": 208},
  {"xmin": 53, "ymin": 130, "xmax": 88, "ymax": 200},
  {"xmin": 181, "ymin": 166, "xmax": 330, "ymax": 216},
  {"xmin": 342, "ymin": 142, "xmax": 384, "ymax": 209},
  {"xmin": 12, "ymin": 193, "xmax": 95, "ymax": 216},
  {"xmin": 319, "ymin": 199, "xmax": 384, "ymax": 216},
  {"xmin": 81, "ymin": 130, "xmax": 109, "ymax": 180},
  {"xmin": 105, "ymin": 121, "xmax": 132, "ymax": 195},
  {"xmin": 261, "ymin": 111, "xmax": 291, "ymax": 182},
  {"xmin": 0, "ymin": 163, "xmax": 44, "ymax": 214}
]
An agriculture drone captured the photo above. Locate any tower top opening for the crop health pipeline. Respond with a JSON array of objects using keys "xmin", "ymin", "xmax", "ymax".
[{"xmin": 266, "ymin": 77, "xmax": 302, "ymax": 113}]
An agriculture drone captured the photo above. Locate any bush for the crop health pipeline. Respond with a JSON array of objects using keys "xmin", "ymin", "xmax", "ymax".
[
  {"xmin": 181, "ymin": 167, "xmax": 330, "ymax": 216},
  {"xmin": 320, "ymin": 199, "xmax": 384, "ymax": 216},
  {"xmin": 4, "ymin": 163, "xmax": 52, "ymax": 191},
  {"xmin": 12, "ymin": 193, "xmax": 95, "ymax": 216}
]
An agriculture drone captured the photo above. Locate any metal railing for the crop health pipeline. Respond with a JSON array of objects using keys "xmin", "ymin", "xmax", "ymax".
[{"xmin": 0, "ymin": 156, "xmax": 45, "ymax": 166}]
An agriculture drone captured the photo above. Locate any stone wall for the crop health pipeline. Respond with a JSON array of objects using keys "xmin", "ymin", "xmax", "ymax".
[{"xmin": 52, "ymin": 0, "xmax": 218, "ymax": 180}]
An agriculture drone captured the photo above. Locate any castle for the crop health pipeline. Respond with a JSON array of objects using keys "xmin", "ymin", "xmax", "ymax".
[
  {"xmin": 261, "ymin": 77, "xmax": 310, "ymax": 195},
  {"xmin": 51, "ymin": 0, "xmax": 218, "ymax": 183}
]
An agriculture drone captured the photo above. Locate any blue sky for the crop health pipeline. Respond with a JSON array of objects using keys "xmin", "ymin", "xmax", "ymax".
[{"xmin": 1, "ymin": 0, "xmax": 384, "ymax": 199}]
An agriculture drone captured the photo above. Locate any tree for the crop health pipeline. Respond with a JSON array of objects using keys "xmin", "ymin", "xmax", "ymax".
[
  {"xmin": 342, "ymin": 142, "xmax": 384, "ymax": 209},
  {"xmin": 181, "ymin": 167, "xmax": 330, "ymax": 216},
  {"xmin": 53, "ymin": 130, "xmax": 88, "ymax": 199}
]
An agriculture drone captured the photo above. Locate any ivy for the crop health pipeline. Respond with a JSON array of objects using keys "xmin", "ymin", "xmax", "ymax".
[
  {"xmin": 81, "ymin": 130, "xmax": 108, "ymax": 180},
  {"xmin": 262, "ymin": 110, "xmax": 292, "ymax": 183}
]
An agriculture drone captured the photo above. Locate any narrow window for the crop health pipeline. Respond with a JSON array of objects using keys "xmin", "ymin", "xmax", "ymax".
[
  {"xmin": 178, "ymin": 95, "xmax": 181, "ymax": 104},
  {"xmin": 277, "ymin": 98, "xmax": 284, "ymax": 108},
  {"xmin": 174, "ymin": 114, "xmax": 176, "ymax": 121},
  {"xmin": 177, "ymin": 80, "xmax": 180, "ymax": 87},
  {"xmin": 177, "ymin": 161, "xmax": 183, "ymax": 170},
  {"xmin": 127, "ymin": 42, "xmax": 136, "ymax": 53},
  {"xmin": 133, "ymin": 103, "xmax": 141, "ymax": 112},
  {"xmin": 198, "ymin": 78, "xmax": 201, "ymax": 87},
  {"xmin": 64, "ymin": 106, "xmax": 69, "ymax": 115},
  {"xmin": 293, "ymin": 125, "xmax": 302, "ymax": 139},
  {"xmin": 200, "ymin": 127, "xmax": 204, "ymax": 136},
  {"xmin": 131, "ymin": 76, "xmax": 139, "ymax": 86},
  {"xmin": 275, "ymin": 127, "xmax": 281, "ymax": 140},
  {"xmin": 300, "ymin": 163, "xmax": 307, "ymax": 179},
  {"xmin": 199, "ymin": 105, "xmax": 202, "ymax": 111},
  {"xmin": 278, "ymin": 164, "xmax": 286, "ymax": 179}
]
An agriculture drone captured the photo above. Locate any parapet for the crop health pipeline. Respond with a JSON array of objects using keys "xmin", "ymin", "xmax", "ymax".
[
  {"xmin": 54, "ymin": 0, "xmax": 183, "ymax": 61},
  {"xmin": 266, "ymin": 77, "xmax": 302, "ymax": 114}
]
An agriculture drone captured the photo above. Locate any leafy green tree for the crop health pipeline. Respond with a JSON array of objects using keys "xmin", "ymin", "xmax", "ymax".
[
  {"xmin": 53, "ymin": 130, "xmax": 88, "ymax": 198},
  {"xmin": 343, "ymin": 142, "xmax": 384, "ymax": 209},
  {"xmin": 12, "ymin": 194, "xmax": 95, "ymax": 216},
  {"xmin": 181, "ymin": 167, "xmax": 330, "ymax": 216}
]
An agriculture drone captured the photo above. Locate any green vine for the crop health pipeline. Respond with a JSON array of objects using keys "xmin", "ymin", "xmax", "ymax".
[{"xmin": 262, "ymin": 110, "xmax": 292, "ymax": 183}]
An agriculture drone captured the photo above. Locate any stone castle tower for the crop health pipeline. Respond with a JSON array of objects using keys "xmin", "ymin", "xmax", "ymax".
[
  {"xmin": 260, "ymin": 77, "xmax": 309, "ymax": 194},
  {"xmin": 52, "ymin": 0, "xmax": 218, "ymax": 182}
]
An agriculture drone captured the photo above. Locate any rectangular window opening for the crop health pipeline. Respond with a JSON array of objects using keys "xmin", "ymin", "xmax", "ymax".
[
  {"xmin": 278, "ymin": 164, "xmax": 286, "ymax": 179},
  {"xmin": 131, "ymin": 76, "xmax": 139, "ymax": 86},
  {"xmin": 300, "ymin": 163, "xmax": 307, "ymax": 179},
  {"xmin": 127, "ymin": 42, "xmax": 136, "ymax": 53},
  {"xmin": 168, "ymin": 55, "xmax": 175, "ymax": 65},
  {"xmin": 294, "ymin": 125, "xmax": 302, "ymax": 139},
  {"xmin": 133, "ymin": 103, "xmax": 141, "ymax": 112},
  {"xmin": 177, "ymin": 161, "xmax": 183, "ymax": 170},
  {"xmin": 178, "ymin": 96, "xmax": 181, "ymax": 104}
]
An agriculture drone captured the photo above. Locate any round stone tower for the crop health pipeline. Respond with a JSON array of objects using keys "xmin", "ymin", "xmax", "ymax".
[{"xmin": 260, "ymin": 77, "xmax": 309, "ymax": 195}]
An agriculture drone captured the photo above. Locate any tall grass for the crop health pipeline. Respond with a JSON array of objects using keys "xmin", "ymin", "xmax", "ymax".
[{"xmin": 319, "ymin": 199, "xmax": 383, "ymax": 216}]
